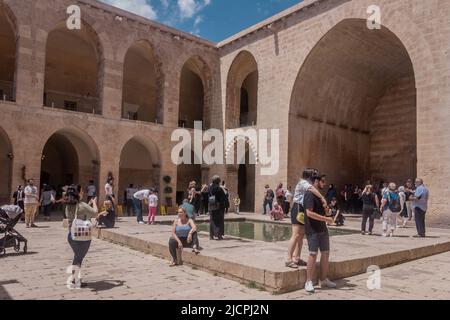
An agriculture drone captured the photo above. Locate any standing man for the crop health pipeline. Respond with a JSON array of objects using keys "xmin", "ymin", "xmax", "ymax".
[
  {"xmin": 13, "ymin": 185, "xmax": 25, "ymax": 222},
  {"xmin": 86, "ymin": 180, "xmax": 96, "ymax": 203},
  {"xmin": 303, "ymin": 173, "xmax": 336, "ymax": 293},
  {"xmin": 24, "ymin": 179, "xmax": 39, "ymax": 228},
  {"xmin": 125, "ymin": 184, "xmax": 138, "ymax": 217},
  {"xmin": 263, "ymin": 185, "xmax": 274, "ymax": 215},
  {"xmin": 404, "ymin": 179, "xmax": 415, "ymax": 221},
  {"xmin": 133, "ymin": 188, "xmax": 149, "ymax": 224},
  {"xmin": 410, "ymin": 178, "xmax": 429, "ymax": 238}
]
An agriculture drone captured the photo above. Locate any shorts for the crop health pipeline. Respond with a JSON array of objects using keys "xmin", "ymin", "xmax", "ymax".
[
  {"xmin": 306, "ymin": 231, "xmax": 330, "ymax": 255},
  {"xmin": 290, "ymin": 203, "xmax": 305, "ymax": 225}
]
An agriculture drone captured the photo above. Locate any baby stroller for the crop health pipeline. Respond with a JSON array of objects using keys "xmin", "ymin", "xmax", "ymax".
[{"xmin": 0, "ymin": 205, "xmax": 28, "ymax": 257}]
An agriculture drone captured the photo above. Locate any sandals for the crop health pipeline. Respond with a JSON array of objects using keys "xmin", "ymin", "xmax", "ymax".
[
  {"xmin": 192, "ymin": 246, "xmax": 201, "ymax": 255},
  {"xmin": 285, "ymin": 261, "xmax": 299, "ymax": 269},
  {"xmin": 294, "ymin": 259, "xmax": 307, "ymax": 267}
]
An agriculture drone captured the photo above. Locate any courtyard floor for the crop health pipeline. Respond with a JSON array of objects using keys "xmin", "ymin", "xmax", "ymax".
[{"xmin": 1, "ymin": 214, "xmax": 450, "ymax": 300}]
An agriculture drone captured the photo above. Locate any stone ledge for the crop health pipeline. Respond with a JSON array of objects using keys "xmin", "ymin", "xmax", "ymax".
[{"xmin": 93, "ymin": 225, "xmax": 450, "ymax": 293}]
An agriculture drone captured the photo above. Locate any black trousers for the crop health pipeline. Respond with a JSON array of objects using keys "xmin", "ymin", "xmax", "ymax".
[
  {"xmin": 361, "ymin": 208, "xmax": 374, "ymax": 232},
  {"xmin": 210, "ymin": 209, "xmax": 225, "ymax": 239},
  {"xmin": 68, "ymin": 233, "xmax": 91, "ymax": 266},
  {"xmin": 414, "ymin": 207, "xmax": 426, "ymax": 237},
  {"xmin": 169, "ymin": 233, "xmax": 199, "ymax": 261}
]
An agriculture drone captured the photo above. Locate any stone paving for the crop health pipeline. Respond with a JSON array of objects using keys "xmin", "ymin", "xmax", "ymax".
[
  {"xmin": 1, "ymin": 217, "xmax": 450, "ymax": 300},
  {"xmin": 93, "ymin": 213, "xmax": 450, "ymax": 292}
]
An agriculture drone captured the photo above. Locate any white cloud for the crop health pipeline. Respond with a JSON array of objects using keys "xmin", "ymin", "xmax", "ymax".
[
  {"xmin": 177, "ymin": 0, "xmax": 211, "ymax": 19},
  {"xmin": 160, "ymin": 0, "xmax": 170, "ymax": 10},
  {"xmin": 100, "ymin": 0, "xmax": 158, "ymax": 20},
  {"xmin": 194, "ymin": 15, "xmax": 203, "ymax": 27}
]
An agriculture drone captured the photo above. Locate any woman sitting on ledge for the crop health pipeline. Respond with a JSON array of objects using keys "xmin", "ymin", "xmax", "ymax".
[{"xmin": 169, "ymin": 207, "xmax": 200, "ymax": 266}]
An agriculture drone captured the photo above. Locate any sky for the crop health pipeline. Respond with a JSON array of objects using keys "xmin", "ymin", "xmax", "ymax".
[{"xmin": 99, "ymin": 0, "xmax": 303, "ymax": 42}]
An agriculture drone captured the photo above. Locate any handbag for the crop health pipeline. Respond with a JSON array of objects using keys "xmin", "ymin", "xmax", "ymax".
[
  {"xmin": 372, "ymin": 207, "xmax": 382, "ymax": 220},
  {"xmin": 71, "ymin": 205, "xmax": 93, "ymax": 242}
]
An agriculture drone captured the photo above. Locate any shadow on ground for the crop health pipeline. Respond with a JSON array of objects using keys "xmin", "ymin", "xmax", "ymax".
[{"xmin": 85, "ymin": 280, "xmax": 125, "ymax": 292}]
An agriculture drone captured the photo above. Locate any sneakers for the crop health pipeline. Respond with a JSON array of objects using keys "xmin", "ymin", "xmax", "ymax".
[
  {"xmin": 138, "ymin": 221, "xmax": 145, "ymax": 224},
  {"xmin": 382, "ymin": 232, "xmax": 387, "ymax": 237},
  {"xmin": 30, "ymin": 223, "xmax": 38, "ymax": 228},
  {"xmin": 320, "ymin": 278, "xmax": 337, "ymax": 288},
  {"xmin": 304, "ymin": 281, "xmax": 315, "ymax": 293},
  {"xmin": 67, "ymin": 276, "xmax": 76, "ymax": 290}
]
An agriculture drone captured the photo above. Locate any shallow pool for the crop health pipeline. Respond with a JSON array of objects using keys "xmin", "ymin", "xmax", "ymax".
[{"xmin": 197, "ymin": 221, "xmax": 358, "ymax": 242}]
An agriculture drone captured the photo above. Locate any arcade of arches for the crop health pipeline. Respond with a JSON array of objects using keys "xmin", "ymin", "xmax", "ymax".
[
  {"xmin": 288, "ymin": 19, "xmax": 417, "ymax": 191},
  {"xmin": 1, "ymin": 2, "xmax": 438, "ymax": 217}
]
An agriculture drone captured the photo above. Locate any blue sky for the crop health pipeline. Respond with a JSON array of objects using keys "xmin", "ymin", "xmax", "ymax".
[{"xmin": 99, "ymin": 0, "xmax": 303, "ymax": 42}]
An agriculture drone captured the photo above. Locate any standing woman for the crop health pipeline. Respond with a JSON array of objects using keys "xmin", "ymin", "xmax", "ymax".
[
  {"xmin": 221, "ymin": 181, "xmax": 230, "ymax": 215},
  {"xmin": 276, "ymin": 183, "xmax": 285, "ymax": 208},
  {"xmin": 360, "ymin": 185, "xmax": 379, "ymax": 235},
  {"xmin": 105, "ymin": 176, "xmax": 116, "ymax": 206},
  {"xmin": 65, "ymin": 185, "xmax": 98, "ymax": 289},
  {"xmin": 284, "ymin": 186, "xmax": 293, "ymax": 218},
  {"xmin": 209, "ymin": 176, "xmax": 226, "ymax": 240},
  {"xmin": 200, "ymin": 184, "xmax": 209, "ymax": 216}
]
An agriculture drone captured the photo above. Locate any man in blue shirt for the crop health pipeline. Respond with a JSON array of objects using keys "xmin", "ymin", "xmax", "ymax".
[{"xmin": 410, "ymin": 178, "xmax": 429, "ymax": 238}]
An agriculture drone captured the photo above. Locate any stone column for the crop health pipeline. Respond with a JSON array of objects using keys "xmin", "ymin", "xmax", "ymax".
[{"xmin": 14, "ymin": 26, "xmax": 46, "ymax": 107}]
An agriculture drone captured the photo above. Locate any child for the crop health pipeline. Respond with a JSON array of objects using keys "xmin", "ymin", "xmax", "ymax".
[
  {"xmin": 270, "ymin": 202, "xmax": 285, "ymax": 221},
  {"xmin": 234, "ymin": 196, "xmax": 241, "ymax": 215},
  {"xmin": 329, "ymin": 198, "xmax": 344, "ymax": 226},
  {"xmin": 147, "ymin": 189, "xmax": 158, "ymax": 225},
  {"xmin": 97, "ymin": 200, "xmax": 115, "ymax": 228}
]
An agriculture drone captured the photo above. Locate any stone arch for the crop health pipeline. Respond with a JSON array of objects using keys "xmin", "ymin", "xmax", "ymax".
[
  {"xmin": 44, "ymin": 19, "xmax": 105, "ymax": 114},
  {"xmin": 0, "ymin": 1, "xmax": 18, "ymax": 102},
  {"xmin": 226, "ymin": 50, "xmax": 259, "ymax": 129},
  {"xmin": 122, "ymin": 40, "xmax": 164, "ymax": 123},
  {"xmin": 118, "ymin": 136, "xmax": 161, "ymax": 206},
  {"xmin": 178, "ymin": 55, "xmax": 212, "ymax": 129},
  {"xmin": 225, "ymin": 136, "xmax": 258, "ymax": 212},
  {"xmin": 288, "ymin": 18, "xmax": 417, "ymax": 196},
  {"xmin": 40, "ymin": 127, "xmax": 101, "ymax": 197},
  {"xmin": 0, "ymin": 126, "xmax": 13, "ymax": 203}
]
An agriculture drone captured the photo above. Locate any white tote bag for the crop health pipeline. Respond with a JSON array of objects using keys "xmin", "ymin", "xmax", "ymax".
[{"xmin": 71, "ymin": 205, "xmax": 93, "ymax": 242}]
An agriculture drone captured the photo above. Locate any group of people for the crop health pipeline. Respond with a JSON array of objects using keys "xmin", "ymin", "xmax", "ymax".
[
  {"xmin": 359, "ymin": 179, "xmax": 428, "ymax": 238},
  {"xmin": 263, "ymin": 184, "xmax": 345, "ymax": 225},
  {"xmin": 281, "ymin": 168, "xmax": 430, "ymax": 293}
]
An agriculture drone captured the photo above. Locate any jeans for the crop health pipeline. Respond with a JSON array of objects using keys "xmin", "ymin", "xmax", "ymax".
[
  {"xmin": 126, "ymin": 199, "xmax": 134, "ymax": 216},
  {"xmin": 132, "ymin": 198, "xmax": 143, "ymax": 222},
  {"xmin": 168, "ymin": 232, "xmax": 200, "ymax": 261},
  {"xmin": 361, "ymin": 207, "xmax": 375, "ymax": 232},
  {"xmin": 414, "ymin": 207, "xmax": 426, "ymax": 237},
  {"xmin": 263, "ymin": 199, "xmax": 273, "ymax": 214},
  {"xmin": 67, "ymin": 232, "xmax": 91, "ymax": 266}
]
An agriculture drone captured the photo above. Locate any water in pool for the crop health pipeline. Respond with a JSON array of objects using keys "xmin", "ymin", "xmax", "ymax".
[{"xmin": 197, "ymin": 221, "xmax": 358, "ymax": 242}]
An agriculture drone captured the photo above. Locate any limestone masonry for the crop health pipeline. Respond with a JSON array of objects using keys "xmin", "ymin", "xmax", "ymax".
[{"xmin": 0, "ymin": 0, "xmax": 449, "ymax": 224}]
